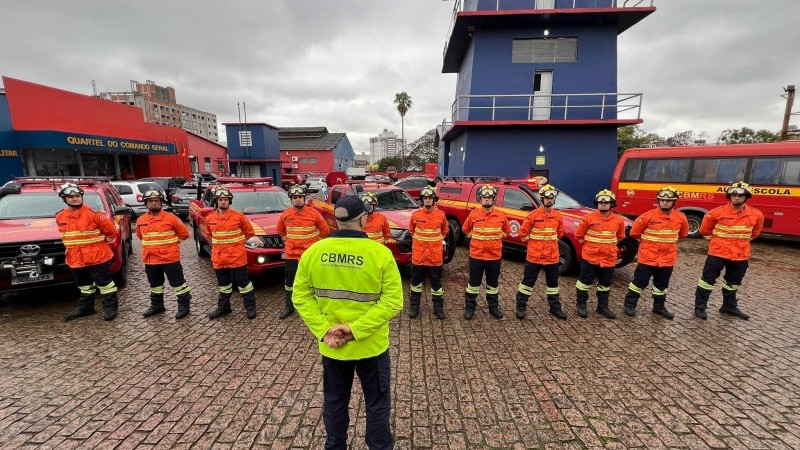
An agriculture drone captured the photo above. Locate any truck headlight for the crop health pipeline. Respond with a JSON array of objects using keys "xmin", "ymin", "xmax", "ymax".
[{"xmin": 245, "ymin": 236, "xmax": 266, "ymax": 249}]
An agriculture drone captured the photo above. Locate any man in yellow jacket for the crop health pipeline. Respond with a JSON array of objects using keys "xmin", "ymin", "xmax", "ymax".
[{"xmin": 293, "ymin": 195, "xmax": 403, "ymax": 450}]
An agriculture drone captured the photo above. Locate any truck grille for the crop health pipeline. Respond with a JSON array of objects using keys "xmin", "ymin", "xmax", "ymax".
[
  {"xmin": 0, "ymin": 240, "xmax": 66, "ymax": 260},
  {"xmin": 262, "ymin": 235, "xmax": 284, "ymax": 249}
]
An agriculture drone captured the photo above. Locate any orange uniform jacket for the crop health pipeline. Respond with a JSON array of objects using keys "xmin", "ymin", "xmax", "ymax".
[
  {"xmin": 135, "ymin": 211, "xmax": 190, "ymax": 265},
  {"xmin": 409, "ymin": 207, "xmax": 449, "ymax": 266},
  {"xmin": 630, "ymin": 208, "xmax": 689, "ymax": 267},
  {"xmin": 208, "ymin": 208, "xmax": 255, "ymax": 269},
  {"xmin": 56, "ymin": 204, "xmax": 118, "ymax": 268},
  {"xmin": 462, "ymin": 207, "xmax": 510, "ymax": 260},
  {"xmin": 575, "ymin": 211, "xmax": 625, "ymax": 268},
  {"xmin": 699, "ymin": 204, "xmax": 764, "ymax": 261},
  {"xmin": 364, "ymin": 212, "xmax": 391, "ymax": 244},
  {"xmin": 518, "ymin": 207, "xmax": 564, "ymax": 265},
  {"xmin": 277, "ymin": 206, "xmax": 330, "ymax": 260}
]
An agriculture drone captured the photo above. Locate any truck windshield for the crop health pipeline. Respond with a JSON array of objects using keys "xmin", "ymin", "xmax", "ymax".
[
  {"xmin": 0, "ymin": 193, "xmax": 104, "ymax": 219},
  {"xmin": 369, "ymin": 189, "xmax": 418, "ymax": 210},
  {"xmin": 532, "ymin": 191, "xmax": 583, "ymax": 209},
  {"xmin": 233, "ymin": 191, "xmax": 291, "ymax": 214}
]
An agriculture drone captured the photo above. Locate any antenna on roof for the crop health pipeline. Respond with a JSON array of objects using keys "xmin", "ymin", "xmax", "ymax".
[{"xmin": 91, "ymin": 80, "xmax": 97, "ymax": 96}]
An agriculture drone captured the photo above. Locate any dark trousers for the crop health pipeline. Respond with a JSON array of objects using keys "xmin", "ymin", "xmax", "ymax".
[
  {"xmin": 516, "ymin": 262, "xmax": 560, "ymax": 307},
  {"xmin": 465, "ymin": 257, "xmax": 501, "ymax": 310},
  {"xmin": 144, "ymin": 262, "xmax": 190, "ymax": 300},
  {"xmin": 322, "ymin": 351, "xmax": 393, "ymax": 450},
  {"xmin": 284, "ymin": 258, "xmax": 299, "ymax": 291},
  {"xmin": 624, "ymin": 263, "xmax": 673, "ymax": 306},
  {"xmin": 409, "ymin": 264, "xmax": 443, "ymax": 306},
  {"xmin": 576, "ymin": 260, "xmax": 614, "ymax": 307},
  {"xmin": 695, "ymin": 255, "xmax": 749, "ymax": 308},
  {"xmin": 71, "ymin": 261, "xmax": 117, "ymax": 310},
  {"xmin": 214, "ymin": 265, "xmax": 255, "ymax": 305}
]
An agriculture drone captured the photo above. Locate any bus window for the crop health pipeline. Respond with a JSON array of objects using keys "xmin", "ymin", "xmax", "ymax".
[
  {"xmin": 691, "ymin": 158, "xmax": 747, "ymax": 183},
  {"xmin": 621, "ymin": 159, "xmax": 643, "ymax": 181},
  {"xmin": 778, "ymin": 158, "xmax": 800, "ymax": 186},
  {"xmin": 750, "ymin": 158, "xmax": 783, "ymax": 185},
  {"xmin": 642, "ymin": 159, "xmax": 689, "ymax": 182}
]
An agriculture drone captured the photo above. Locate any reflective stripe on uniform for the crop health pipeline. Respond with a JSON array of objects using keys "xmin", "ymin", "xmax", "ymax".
[
  {"xmin": 431, "ymin": 287, "xmax": 443, "ymax": 296},
  {"xmin": 173, "ymin": 283, "xmax": 191, "ymax": 296},
  {"xmin": 212, "ymin": 229, "xmax": 245, "ymax": 245},
  {"xmin": 219, "ymin": 283, "xmax": 233, "ymax": 294},
  {"xmin": 151, "ymin": 285, "xmax": 165, "ymax": 295},
  {"xmin": 546, "ymin": 287, "xmax": 559, "ymax": 295},
  {"xmin": 641, "ymin": 228, "xmax": 679, "ymax": 243},
  {"xmin": 596, "ymin": 285, "xmax": 610, "ymax": 292},
  {"xmin": 722, "ymin": 282, "xmax": 739, "ymax": 292},
  {"xmin": 471, "ymin": 226, "xmax": 504, "ymax": 240},
  {"xmin": 465, "ymin": 284, "xmax": 480, "ymax": 294},
  {"xmin": 410, "ymin": 283, "xmax": 423, "ymax": 293},
  {"xmin": 627, "ymin": 283, "xmax": 643, "ymax": 294},
  {"xmin": 712, "ymin": 224, "xmax": 753, "ymax": 240},
  {"xmin": 285, "ymin": 285, "xmax": 293, "ymax": 292},
  {"xmin": 517, "ymin": 283, "xmax": 533, "ymax": 296},
  {"xmin": 576, "ymin": 280, "xmax": 592, "ymax": 291},
  {"xmin": 62, "ymin": 229, "xmax": 105, "ymax": 246},
  {"xmin": 697, "ymin": 278, "xmax": 714, "ymax": 291},
  {"xmin": 584, "ymin": 229, "xmax": 617, "ymax": 244},
  {"xmin": 486, "ymin": 285, "xmax": 499, "ymax": 295},
  {"xmin": 78, "ymin": 284, "xmax": 96, "ymax": 295},
  {"xmin": 652, "ymin": 286, "xmax": 667, "ymax": 296},
  {"xmin": 312, "ymin": 288, "xmax": 380, "ymax": 303},
  {"xmin": 141, "ymin": 231, "xmax": 179, "ymax": 246},
  {"xmin": 239, "ymin": 282, "xmax": 254, "ymax": 294},
  {"xmin": 527, "ymin": 228, "xmax": 558, "ymax": 241},
  {"xmin": 98, "ymin": 281, "xmax": 117, "ymax": 295}
]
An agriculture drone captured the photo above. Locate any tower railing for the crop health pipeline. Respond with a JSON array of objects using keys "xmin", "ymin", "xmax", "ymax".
[{"xmin": 449, "ymin": 92, "xmax": 642, "ymax": 122}]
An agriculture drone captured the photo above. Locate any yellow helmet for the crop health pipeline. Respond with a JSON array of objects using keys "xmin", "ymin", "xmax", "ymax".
[
  {"xmin": 594, "ymin": 189, "xmax": 616, "ymax": 207},
  {"xmin": 287, "ymin": 185, "xmax": 306, "ymax": 197},
  {"xmin": 538, "ymin": 184, "xmax": 558, "ymax": 198},
  {"xmin": 656, "ymin": 186, "xmax": 679, "ymax": 200},
  {"xmin": 360, "ymin": 191, "xmax": 379, "ymax": 206},
  {"xmin": 418, "ymin": 186, "xmax": 438, "ymax": 202},
  {"xmin": 478, "ymin": 184, "xmax": 497, "ymax": 198},
  {"xmin": 141, "ymin": 189, "xmax": 165, "ymax": 202},
  {"xmin": 726, "ymin": 181, "xmax": 752, "ymax": 199}
]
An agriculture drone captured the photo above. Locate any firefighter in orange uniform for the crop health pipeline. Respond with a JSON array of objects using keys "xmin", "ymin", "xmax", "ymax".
[
  {"xmin": 56, "ymin": 183, "xmax": 121, "ymax": 321},
  {"xmin": 623, "ymin": 186, "xmax": 689, "ymax": 320},
  {"xmin": 408, "ymin": 186, "xmax": 449, "ymax": 319},
  {"xmin": 462, "ymin": 185, "xmax": 510, "ymax": 320},
  {"xmin": 135, "ymin": 189, "xmax": 192, "ymax": 319},
  {"xmin": 276, "ymin": 185, "xmax": 330, "ymax": 319},
  {"xmin": 574, "ymin": 189, "xmax": 626, "ymax": 319},
  {"xmin": 694, "ymin": 182, "xmax": 764, "ymax": 320},
  {"xmin": 361, "ymin": 192, "xmax": 391, "ymax": 244},
  {"xmin": 206, "ymin": 187, "xmax": 259, "ymax": 320},
  {"xmin": 514, "ymin": 184, "xmax": 567, "ymax": 320}
]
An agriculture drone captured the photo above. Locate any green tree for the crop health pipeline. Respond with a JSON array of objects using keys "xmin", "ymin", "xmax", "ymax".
[
  {"xmin": 718, "ymin": 127, "xmax": 779, "ymax": 144},
  {"xmin": 617, "ymin": 125, "xmax": 665, "ymax": 157},
  {"xmin": 394, "ymin": 92, "xmax": 412, "ymax": 171},
  {"xmin": 376, "ymin": 157, "xmax": 401, "ymax": 171}
]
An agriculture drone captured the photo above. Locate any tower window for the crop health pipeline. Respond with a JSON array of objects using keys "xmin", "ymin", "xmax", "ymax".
[{"xmin": 513, "ymin": 38, "xmax": 577, "ymax": 63}]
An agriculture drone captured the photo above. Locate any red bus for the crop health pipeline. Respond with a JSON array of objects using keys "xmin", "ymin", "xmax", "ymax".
[{"xmin": 612, "ymin": 142, "xmax": 800, "ymax": 239}]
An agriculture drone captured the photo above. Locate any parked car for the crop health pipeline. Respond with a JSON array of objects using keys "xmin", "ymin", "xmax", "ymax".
[
  {"xmin": 138, "ymin": 176, "xmax": 187, "ymax": 203},
  {"xmin": 305, "ymin": 177, "xmax": 327, "ymax": 193},
  {"xmin": 0, "ymin": 177, "xmax": 133, "ymax": 292},
  {"xmin": 170, "ymin": 183, "xmax": 204, "ymax": 220},
  {"xmin": 394, "ymin": 176, "xmax": 435, "ymax": 198},
  {"xmin": 111, "ymin": 181, "xmax": 167, "ymax": 217}
]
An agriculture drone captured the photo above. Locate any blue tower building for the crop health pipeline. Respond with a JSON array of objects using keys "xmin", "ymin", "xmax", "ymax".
[{"xmin": 437, "ymin": 0, "xmax": 655, "ymax": 204}]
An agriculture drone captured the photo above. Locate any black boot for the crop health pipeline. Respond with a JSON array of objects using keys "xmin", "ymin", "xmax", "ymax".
[
  {"xmin": 464, "ymin": 291, "xmax": 477, "ymax": 320},
  {"xmin": 694, "ymin": 286, "xmax": 710, "ymax": 320},
  {"xmin": 463, "ymin": 309, "xmax": 475, "ymax": 320},
  {"xmin": 175, "ymin": 294, "xmax": 191, "ymax": 319},
  {"xmin": 596, "ymin": 290, "xmax": 616, "ymax": 319},
  {"xmin": 432, "ymin": 296, "xmax": 445, "ymax": 320},
  {"xmin": 547, "ymin": 295, "xmax": 567, "ymax": 320},
  {"xmin": 64, "ymin": 291, "xmax": 96, "ymax": 321},
  {"xmin": 208, "ymin": 297, "xmax": 232, "ymax": 319},
  {"xmin": 720, "ymin": 289, "xmax": 749, "ymax": 320},
  {"xmin": 409, "ymin": 291, "xmax": 421, "ymax": 318},
  {"xmin": 142, "ymin": 296, "xmax": 166, "ymax": 317},
  {"xmin": 576, "ymin": 288, "xmax": 589, "ymax": 318},
  {"xmin": 623, "ymin": 289, "xmax": 639, "ymax": 317},
  {"xmin": 102, "ymin": 293, "xmax": 119, "ymax": 321},
  {"xmin": 487, "ymin": 293, "xmax": 503, "ymax": 319},
  {"xmin": 652, "ymin": 295, "xmax": 674, "ymax": 320},
  {"xmin": 515, "ymin": 292, "xmax": 528, "ymax": 320},
  {"xmin": 278, "ymin": 291, "xmax": 294, "ymax": 319},
  {"xmin": 244, "ymin": 295, "xmax": 257, "ymax": 320}
]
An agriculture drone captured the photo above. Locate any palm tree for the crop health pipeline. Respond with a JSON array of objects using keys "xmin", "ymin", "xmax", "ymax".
[{"xmin": 394, "ymin": 92, "xmax": 412, "ymax": 172}]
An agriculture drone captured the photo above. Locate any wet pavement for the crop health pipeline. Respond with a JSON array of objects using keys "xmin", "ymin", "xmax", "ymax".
[{"xmin": 1, "ymin": 235, "xmax": 799, "ymax": 449}]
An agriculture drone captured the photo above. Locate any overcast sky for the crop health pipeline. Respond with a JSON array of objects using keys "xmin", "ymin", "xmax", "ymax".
[{"xmin": 2, "ymin": 1, "xmax": 798, "ymax": 152}]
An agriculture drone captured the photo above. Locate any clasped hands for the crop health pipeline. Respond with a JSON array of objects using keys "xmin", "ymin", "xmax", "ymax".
[{"xmin": 323, "ymin": 324, "xmax": 354, "ymax": 348}]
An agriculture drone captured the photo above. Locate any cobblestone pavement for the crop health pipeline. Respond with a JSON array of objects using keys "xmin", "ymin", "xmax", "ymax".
[{"xmin": 1, "ymin": 234, "xmax": 799, "ymax": 449}]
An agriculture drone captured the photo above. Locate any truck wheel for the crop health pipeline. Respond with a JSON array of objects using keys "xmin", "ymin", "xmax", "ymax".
[
  {"xmin": 443, "ymin": 229, "xmax": 456, "ymax": 264},
  {"xmin": 195, "ymin": 227, "xmax": 209, "ymax": 257},
  {"xmin": 685, "ymin": 212, "xmax": 703, "ymax": 238},
  {"xmin": 448, "ymin": 218, "xmax": 463, "ymax": 244},
  {"xmin": 557, "ymin": 240, "xmax": 575, "ymax": 275},
  {"xmin": 112, "ymin": 251, "xmax": 128, "ymax": 288}
]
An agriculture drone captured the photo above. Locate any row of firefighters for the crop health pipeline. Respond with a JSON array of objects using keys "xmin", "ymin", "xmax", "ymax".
[{"xmin": 54, "ymin": 179, "xmax": 763, "ymax": 323}]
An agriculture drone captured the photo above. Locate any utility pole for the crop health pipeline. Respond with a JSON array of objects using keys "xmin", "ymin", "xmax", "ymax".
[{"xmin": 779, "ymin": 85, "xmax": 795, "ymax": 141}]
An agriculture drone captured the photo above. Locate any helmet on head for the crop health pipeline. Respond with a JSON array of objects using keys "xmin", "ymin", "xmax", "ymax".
[
  {"xmin": 725, "ymin": 181, "xmax": 752, "ymax": 199},
  {"xmin": 58, "ymin": 183, "xmax": 84, "ymax": 198},
  {"xmin": 142, "ymin": 189, "xmax": 165, "ymax": 202},
  {"xmin": 594, "ymin": 189, "xmax": 616, "ymax": 207},
  {"xmin": 538, "ymin": 184, "xmax": 558, "ymax": 199},
  {"xmin": 418, "ymin": 186, "xmax": 438, "ymax": 203},
  {"xmin": 287, "ymin": 185, "xmax": 306, "ymax": 197},
  {"xmin": 478, "ymin": 184, "xmax": 497, "ymax": 198},
  {"xmin": 360, "ymin": 192, "xmax": 379, "ymax": 208},
  {"xmin": 656, "ymin": 186, "xmax": 679, "ymax": 201},
  {"xmin": 213, "ymin": 187, "xmax": 233, "ymax": 204}
]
